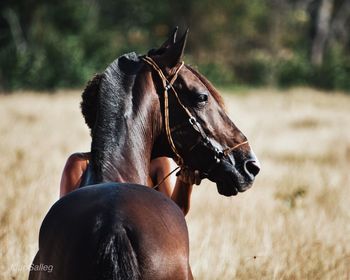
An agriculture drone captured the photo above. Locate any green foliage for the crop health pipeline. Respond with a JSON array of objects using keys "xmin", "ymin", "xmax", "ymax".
[
  {"xmin": 0, "ymin": 0, "xmax": 349, "ymax": 92},
  {"xmin": 0, "ymin": 0, "xmax": 115, "ymax": 90},
  {"xmin": 235, "ymin": 52, "xmax": 273, "ymax": 86},
  {"xmin": 276, "ymin": 46, "xmax": 350, "ymax": 91},
  {"xmin": 277, "ymin": 53, "xmax": 312, "ymax": 87},
  {"xmin": 198, "ymin": 63, "xmax": 235, "ymax": 85},
  {"xmin": 313, "ymin": 46, "xmax": 350, "ymax": 91}
]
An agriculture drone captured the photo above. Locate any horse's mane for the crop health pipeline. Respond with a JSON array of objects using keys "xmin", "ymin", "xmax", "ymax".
[
  {"xmin": 83, "ymin": 53, "xmax": 142, "ymax": 183},
  {"xmin": 186, "ymin": 65, "xmax": 226, "ymax": 109},
  {"xmin": 80, "ymin": 74, "xmax": 103, "ymax": 131}
]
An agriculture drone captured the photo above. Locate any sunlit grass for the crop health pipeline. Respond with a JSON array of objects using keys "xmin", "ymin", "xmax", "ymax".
[{"xmin": 1, "ymin": 88, "xmax": 349, "ymax": 279}]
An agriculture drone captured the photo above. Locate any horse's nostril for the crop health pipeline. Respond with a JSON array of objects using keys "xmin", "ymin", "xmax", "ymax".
[{"xmin": 244, "ymin": 160, "xmax": 260, "ymax": 178}]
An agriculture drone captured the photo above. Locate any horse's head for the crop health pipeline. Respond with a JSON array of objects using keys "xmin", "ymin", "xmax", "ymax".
[
  {"xmin": 81, "ymin": 28, "xmax": 259, "ymax": 193},
  {"xmin": 146, "ymin": 29, "xmax": 260, "ymax": 196}
]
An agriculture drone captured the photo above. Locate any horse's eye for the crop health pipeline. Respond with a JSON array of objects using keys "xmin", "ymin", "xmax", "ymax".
[
  {"xmin": 193, "ymin": 93, "xmax": 208, "ymax": 108},
  {"xmin": 196, "ymin": 93, "xmax": 208, "ymax": 102}
]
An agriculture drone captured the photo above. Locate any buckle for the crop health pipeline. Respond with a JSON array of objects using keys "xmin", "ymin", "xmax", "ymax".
[{"xmin": 165, "ymin": 83, "xmax": 171, "ymax": 91}]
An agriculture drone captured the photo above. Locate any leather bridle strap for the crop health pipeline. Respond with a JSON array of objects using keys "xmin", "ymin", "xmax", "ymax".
[
  {"xmin": 142, "ymin": 56, "xmax": 186, "ymax": 165},
  {"xmin": 223, "ymin": 141, "xmax": 249, "ymax": 156}
]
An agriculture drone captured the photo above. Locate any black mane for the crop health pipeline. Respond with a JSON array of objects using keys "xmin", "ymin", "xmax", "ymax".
[
  {"xmin": 88, "ymin": 52, "xmax": 142, "ymax": 182},
  {"xmin": 81, "ymin": 74, "xmax": 103, "ymax": 132}
]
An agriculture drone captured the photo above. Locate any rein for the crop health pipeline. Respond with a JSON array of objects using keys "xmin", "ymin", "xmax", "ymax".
[
  {"xmin": 142, "ymin": 56, "xmax": 248, "ymax": 179},
  {"xmin": 152, "ymin": 166, "xmax": 180, "ymax": 190}
]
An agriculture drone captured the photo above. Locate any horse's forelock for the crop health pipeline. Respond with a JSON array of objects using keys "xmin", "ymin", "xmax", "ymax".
[{"xmin": 81, "ymin": 74, "xmax": 103, "ymax": 131}]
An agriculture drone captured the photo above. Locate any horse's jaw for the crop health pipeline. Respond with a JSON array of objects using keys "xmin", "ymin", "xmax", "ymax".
[{"xmin": 207, "ymin": 159, "xmax": 256, "ymax": 197}]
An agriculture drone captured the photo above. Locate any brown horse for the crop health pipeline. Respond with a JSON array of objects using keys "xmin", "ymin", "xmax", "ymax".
[{"xmin": 29, "ymin": 29, "xmax": 259, "ymax": 280}]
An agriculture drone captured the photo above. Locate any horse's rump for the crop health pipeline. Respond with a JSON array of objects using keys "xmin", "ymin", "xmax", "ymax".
[{"xmin": 31, "ymin": 183, "xmax": 190, "ymax": 280}]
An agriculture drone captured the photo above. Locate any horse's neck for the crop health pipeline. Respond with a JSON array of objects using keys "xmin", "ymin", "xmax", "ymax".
[
  {"xmin": 90, "ymin": 70, "xmax": 160, "ymax": 185},
  {"xmin": 91, "ymin": 107, "xmax": 155, "ymax": 185},
  {"xmin": 111, "ymin": 121, "xmax": 153, "ymax": 185}
]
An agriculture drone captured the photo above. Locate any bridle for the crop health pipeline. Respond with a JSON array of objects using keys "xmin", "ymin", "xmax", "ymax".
[{"xmin": 142, "ymin": 56, "xmax": 248, "ymax": 178}]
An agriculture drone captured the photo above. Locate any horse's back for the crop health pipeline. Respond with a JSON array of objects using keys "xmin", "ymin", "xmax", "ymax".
[{"xmin": 30, "ymin": 183, "xmax": 191, "ymax": 280}]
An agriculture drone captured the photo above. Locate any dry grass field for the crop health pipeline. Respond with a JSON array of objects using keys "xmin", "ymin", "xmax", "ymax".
[{"xmin": 0, "ymin": 88, "xmax": 349, "ymax": 279}]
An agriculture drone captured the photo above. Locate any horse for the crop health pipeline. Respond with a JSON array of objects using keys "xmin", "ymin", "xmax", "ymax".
[{"xmin": 29, "ymin": 28, "xmax": 260, "ymax": 280}]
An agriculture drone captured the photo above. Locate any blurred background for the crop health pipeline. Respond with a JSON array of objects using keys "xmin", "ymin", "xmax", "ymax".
[
  {"xmin": 1, "ymin": 1, "xmax": 350, "ymax": 279},
  {"xmin": 1, "ymin": 0, "xmax": 350, "ymax": 92}
]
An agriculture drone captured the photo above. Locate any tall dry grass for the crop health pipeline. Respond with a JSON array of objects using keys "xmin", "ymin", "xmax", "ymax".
[{"xmin": 0, "ymin": 88, "xmax": 349, "ymax": 279}]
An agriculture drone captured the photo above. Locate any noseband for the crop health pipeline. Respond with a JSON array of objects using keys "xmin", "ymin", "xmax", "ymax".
[{"xmin": 142, "ymin": 56, "xmax": 248, "ymax": 175}]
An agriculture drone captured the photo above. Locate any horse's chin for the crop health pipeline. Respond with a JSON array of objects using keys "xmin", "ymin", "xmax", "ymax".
[
  {"xmin": 216, "ymin": 180, "xmax": 252, "ymax": 197},
  {"xmin": 208, "ymin": 161, "xmax": 253, "ymax": 197}
]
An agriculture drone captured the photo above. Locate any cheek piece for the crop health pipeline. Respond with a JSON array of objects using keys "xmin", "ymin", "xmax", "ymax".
[{"xmin": 142, "ymin": 56, "xmax": 249, "ymax": 178}]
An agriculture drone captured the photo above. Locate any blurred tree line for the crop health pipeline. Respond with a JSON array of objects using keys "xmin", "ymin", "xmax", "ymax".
[{"xmin": 0, "ymin": 0, "xmax": 349, "ymax": 91}]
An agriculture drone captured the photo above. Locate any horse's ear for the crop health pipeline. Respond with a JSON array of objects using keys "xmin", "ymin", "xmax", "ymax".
[
  {"xmin": 160, "ymin": 26, "xmax": 178, "ymax": 49},
  {"xmin": 160, "ymin": 29, "xmax": 188, "ymax": 68}
]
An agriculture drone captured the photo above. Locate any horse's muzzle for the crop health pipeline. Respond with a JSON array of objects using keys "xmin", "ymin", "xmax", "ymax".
[{"xmin": 208, "ymin": 151, "xmax": 260, "ymax": 197}]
